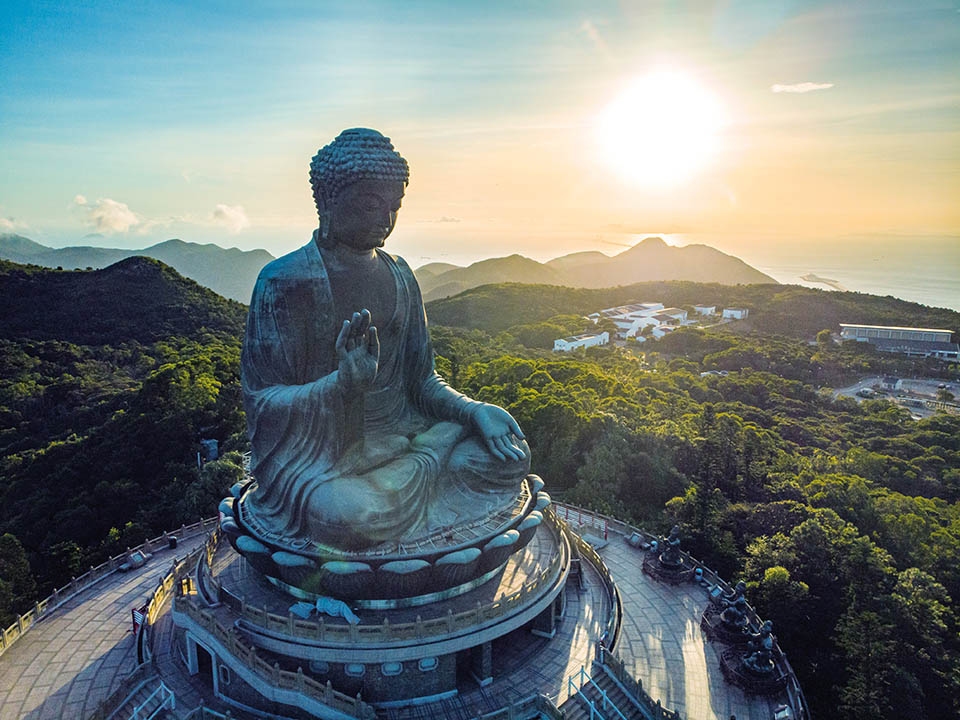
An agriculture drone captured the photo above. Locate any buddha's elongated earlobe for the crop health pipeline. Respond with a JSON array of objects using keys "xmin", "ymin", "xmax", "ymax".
[{"xmin": 319, "ymin": 210, "xmax": 331, "ymax": 244}]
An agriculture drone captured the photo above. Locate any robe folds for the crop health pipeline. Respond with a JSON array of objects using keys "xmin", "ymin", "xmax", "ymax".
[{"xmin": 241, "ymin": 237, "xmax": 529, "ymax": 550}]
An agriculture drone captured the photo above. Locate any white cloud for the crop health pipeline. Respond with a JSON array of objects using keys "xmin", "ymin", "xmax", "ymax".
[
  {"xmin": 0, "ymin": 217, "xmax": 27, "ymax": 231},
  {"xmin": 771, "ymin": 82, "xmax": 835, "ymax": 94},
  {"xmin": 73, "ymin": 196, "xmax": 139, "ymax": 233},
  {"xmin": 211, "ymin": 204, "xmax": 250, "ymax": 233},
  {"xmin": 580, "ymin": 19, "xmax": 614, "ymax": 63}
]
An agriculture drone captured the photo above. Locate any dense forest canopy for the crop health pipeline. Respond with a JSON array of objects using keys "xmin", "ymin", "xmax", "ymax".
[{"xmin": 1, "ymin": 259, "xmax": 958, "ymax": 719}]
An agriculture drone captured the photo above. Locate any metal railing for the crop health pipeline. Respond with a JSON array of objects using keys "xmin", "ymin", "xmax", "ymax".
[
  {"xmin": 0, "ymin": 516, "xmax": 218, "ymax": 659},
  {"xmin": 596, "ymin": 644, "xmax": 680, "ymax": 720},
  {"xmin": 473, "ymin": 693, "xmax": 565, "ymax": 720},
  {"xmin": 130, "ymin": 681, "xmax": 175, "ymax": 720},
  {"xmin": 568, "ymin": 665, "xmax": 629, "ymax": 720},
  {"xmin": 87, "ymin": 661, "xmax": 158, "ymax": 720}
]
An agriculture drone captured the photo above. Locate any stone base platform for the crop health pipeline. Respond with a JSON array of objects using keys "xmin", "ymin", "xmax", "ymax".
[
  {"xmin": 221, "ymin": 475, "xmax": 551, "ymax": 604},
  {"xmin": 171, "ymin": 509, "xmax": 571, "ymax": 713},
  {"xmin": 719, "ymin": 647, "xmax": 790, "ymax": 696},
  {"xmin": 641, "ymin": 553, "xmax": 696, "ymax": 585},
  {"xmin": 700, "ymin": 605, "xmax": 752, "ymax": 645}
]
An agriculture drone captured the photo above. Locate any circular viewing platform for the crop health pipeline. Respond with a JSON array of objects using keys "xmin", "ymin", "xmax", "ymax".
[
  {"xmin": 0, "ymin": 505, "xmax": 809, "ymax": 720},
  {"xmin": 171, "ymin": 505, "xmax": 572, "ymax": 708}
]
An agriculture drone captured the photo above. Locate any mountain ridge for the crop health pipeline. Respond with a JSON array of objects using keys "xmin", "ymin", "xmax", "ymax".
[
  {"xmin": 0, "ymin": 234, "xmax": 274, "ymax": 303},
  {"xmin": 415, "ymin": 236, "xmax": 776, "ymax": 300}
]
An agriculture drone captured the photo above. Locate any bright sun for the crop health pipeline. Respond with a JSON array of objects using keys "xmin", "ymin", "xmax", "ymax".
[{"xmin": 597, "ymin": 70, "xmax": 727, "ymax": 187}]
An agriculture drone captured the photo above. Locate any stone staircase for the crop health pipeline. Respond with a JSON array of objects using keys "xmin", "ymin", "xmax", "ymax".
[
  {"xmin": 108, "ymin": 679, "xmax": 176, "ymax": 720},
  {"xmin": 562, "ymin": 665, "xmax": 646, "ymax": 720}
]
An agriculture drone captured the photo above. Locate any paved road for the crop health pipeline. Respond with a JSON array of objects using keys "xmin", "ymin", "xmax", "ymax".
[{"xmin": 0, "ymin": 532, "xmax": 209, "ymax": 720}]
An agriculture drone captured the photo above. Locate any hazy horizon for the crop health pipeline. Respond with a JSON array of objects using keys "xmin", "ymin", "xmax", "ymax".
[
  {"xmin": 2, "ymin": 1, "xmax": 958, "ymax": 263},
  {"xmin": 6, "ymin": 228, "xmax": 959, "ymax": 312}
]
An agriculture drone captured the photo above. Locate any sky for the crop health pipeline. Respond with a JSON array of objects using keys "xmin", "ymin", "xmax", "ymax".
[{"xmin": 1, "ymin": 0, "xmax": 958, "ymax": 270}]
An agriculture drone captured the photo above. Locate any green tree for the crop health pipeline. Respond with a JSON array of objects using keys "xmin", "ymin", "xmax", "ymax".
[{"xmin": 0, "ymin": 533, "xmax": 37, "ymax": 627}]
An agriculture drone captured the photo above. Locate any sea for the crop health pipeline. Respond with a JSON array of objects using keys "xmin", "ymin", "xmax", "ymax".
[
  {"xmin": 706, "ymin": 234, "xmax": 960, "ymax": 313},
  {"xmin": 393, "ymin": 228, "xmax": 960, "ymax": 312}
]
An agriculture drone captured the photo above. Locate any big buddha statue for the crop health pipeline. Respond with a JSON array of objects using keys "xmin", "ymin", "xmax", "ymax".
[{"xmin": 222, "ymin": 129, "xmax": 545, "ymax": 603}]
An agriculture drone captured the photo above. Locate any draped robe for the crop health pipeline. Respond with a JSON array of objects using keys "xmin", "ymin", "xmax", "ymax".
[{"xmin": 240, "ymin": 238, "xmax": 529, "ymax": 550}]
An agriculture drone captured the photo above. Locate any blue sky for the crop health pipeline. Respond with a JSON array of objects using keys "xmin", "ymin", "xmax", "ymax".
[{"xmin": 1, "ymin": 1, "xmax": 958, "ymax": 266}]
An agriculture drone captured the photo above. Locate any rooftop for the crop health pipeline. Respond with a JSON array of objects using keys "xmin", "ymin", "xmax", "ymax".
[
  {"xmin": 561, "ymin": 332, "xmax": 604, "ymax": 342},
  {"xmin": 840, "ymin": 323, "xmax": 953, "ymax": 334}
]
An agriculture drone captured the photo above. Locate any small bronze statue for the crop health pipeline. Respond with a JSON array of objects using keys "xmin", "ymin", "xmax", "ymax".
[
  {"xmin": 719, "ymin": 581, "xmax": 750, "ymax": 633},
  {"xmin": 742, "ymin": 620, "xmax": 776, "ymax": 676},
  {"xmin": 659, "ymin": 524, "xmax": 683, "ymax": 568}
]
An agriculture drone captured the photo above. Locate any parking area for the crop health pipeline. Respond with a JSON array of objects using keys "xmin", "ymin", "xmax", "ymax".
[{"xmin": 834, "ymin": 376, "xmax": 958, "ymax": 419}]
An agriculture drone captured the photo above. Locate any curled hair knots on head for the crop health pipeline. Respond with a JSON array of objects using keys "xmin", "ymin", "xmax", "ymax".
[{"xmin": 309, "ymin": 128, "xmax": 410, "ymax": 218}]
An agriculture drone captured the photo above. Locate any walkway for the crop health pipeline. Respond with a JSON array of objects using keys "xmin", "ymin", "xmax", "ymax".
[
  {"xmin": 600, "ymin": 538, "xmax": 785, "ymax": 720},
  {"xmin": 0, "ymin": 533, "xmax": 209, "ymax": 720}
]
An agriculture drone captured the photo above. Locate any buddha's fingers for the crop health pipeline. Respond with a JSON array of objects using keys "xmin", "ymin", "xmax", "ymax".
[
  {"xmin": 367, "ymin": 326, "xmax": 380, "ymax": 360},
  {"xmin": 358, "ymin": 309, "xmax": 372, "ymax": 336},
  {"xmin": 335, "ymin": 320, "xmax": 351, "ymax": 359},
  {"xmin": 485, "ymin": 435, "xmax": 506, "ymax": 462},
  {"xmin": 494, "ymin": 435, "xmax": 520, "ymax": 462},
  {"xmin": 508, "ymin": 417, "xmax": 525, "ymax": 440}
]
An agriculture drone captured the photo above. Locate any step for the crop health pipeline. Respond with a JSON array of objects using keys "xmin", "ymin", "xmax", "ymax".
[{"xmin": 589, "ymin": 667, "xmax": 645, "ymax": 720}]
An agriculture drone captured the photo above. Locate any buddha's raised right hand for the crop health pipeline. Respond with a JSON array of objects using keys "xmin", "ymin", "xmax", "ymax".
[{"xmin": 336, "ymin": 309, "xmax": 380, "ymax": 393}]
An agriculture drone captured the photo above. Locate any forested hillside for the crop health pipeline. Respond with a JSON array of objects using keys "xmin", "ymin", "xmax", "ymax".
[
  {"xmin": 0, "ymin": 259, "xmax": 247, "ymax": 625},
  {"xmin": 426, "ymin": 281, "xmax": 960, "ymax": 339},
  {"xmin": 430, "ymin": 324, "xmax": 960, "ymax": 720},
  {"xmin": 1, "ymin": 262, "xmax": 958, "ymax": 719}
]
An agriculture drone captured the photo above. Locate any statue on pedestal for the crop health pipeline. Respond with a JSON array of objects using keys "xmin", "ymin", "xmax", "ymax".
[
  {"xmin": 239, "ymin": 128, "xmax": 530, "ymax": 551},
  {"xmin": 742, "ymin": 620, "xmax": 776, "ymax": 675},
  {"xmin": 659, "ymin": 525, "xmax": 683, "ymax": 568},
  {"xmin": 719, "ymin": 581, "xmax": 749, "ymax": 633}
]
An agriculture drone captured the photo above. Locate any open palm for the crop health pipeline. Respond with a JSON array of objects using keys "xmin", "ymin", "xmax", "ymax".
[
  {"xmin": 336, "ymin": 309, "xmax": 380, "ymax": 393},
  {"xmin": 472, "ymin": 404, "xmax": 527, "ymax": 463}
]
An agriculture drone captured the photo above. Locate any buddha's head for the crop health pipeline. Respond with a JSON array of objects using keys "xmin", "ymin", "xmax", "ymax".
[{"xmin": 310, "ymin": 128, "xmax": 409, "ymax": 250}]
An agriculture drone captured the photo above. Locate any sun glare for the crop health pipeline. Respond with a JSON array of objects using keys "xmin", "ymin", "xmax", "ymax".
[{"xmin": 597, "ymin": 70, "xmax": 727, "ymax": 187}]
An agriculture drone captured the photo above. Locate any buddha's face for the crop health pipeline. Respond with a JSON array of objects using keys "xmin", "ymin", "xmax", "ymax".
[{"xmin": 327, "ymin": 179, "xmax": 405, "ymax": 250}]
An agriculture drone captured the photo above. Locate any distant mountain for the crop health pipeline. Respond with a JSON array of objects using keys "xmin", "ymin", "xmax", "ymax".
[
  {"xmin": 415, "ymin": 237, "xmax": 776, "ymax": 300},
  {"xmin": 544, "ymin": 250, "xmax": 609, "ymax": 272},
  {"xmin": 415, "ymin": 262, "xmax": 461, "ymax": 278},
  {"xmin": 0, "ymin": 257, "xmax": 247, "ymax": 344},
  {"xmin": 417, "ymin": 254, "xmax": 567, "ymax": 302},
  {"xmin": 0, "ymin": 234, "xmax": 274, "ymax": 302}
]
